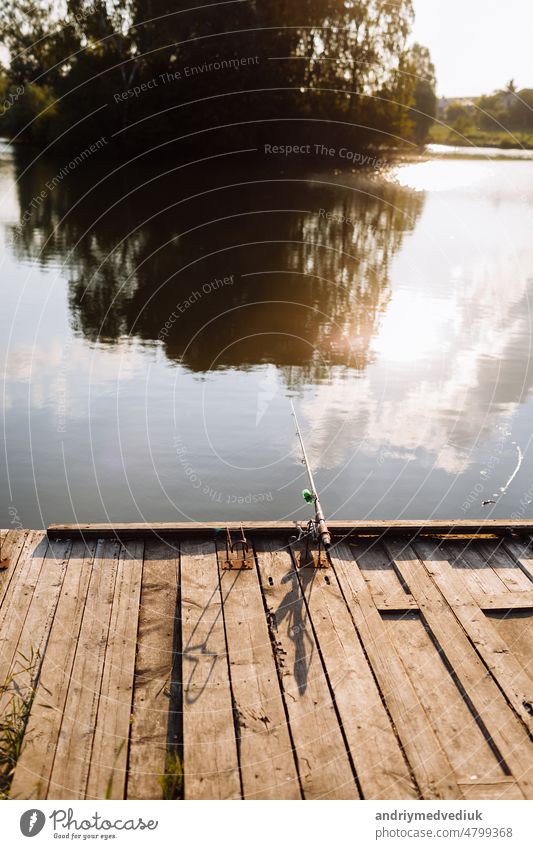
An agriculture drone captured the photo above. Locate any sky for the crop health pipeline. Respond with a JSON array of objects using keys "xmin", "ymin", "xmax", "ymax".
[
  {"xmin": 412, "ymin": 0, "xmax": 533, "ymax": 97},
  {"xmin": 0, "ymin": 2, "xmax": 530, "ymax": 100}
]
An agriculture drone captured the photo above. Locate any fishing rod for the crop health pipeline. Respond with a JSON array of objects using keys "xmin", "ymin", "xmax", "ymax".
[{"xmin": 290, "ymin": 401, "xmax": 331, "ymax": 549}]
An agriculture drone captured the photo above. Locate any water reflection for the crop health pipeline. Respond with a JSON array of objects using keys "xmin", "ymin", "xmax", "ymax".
[
  {"xmin": 304, "ymin": 158, "xmax": 533, "ymax": 483},
  {"xmin": 3, "ymin": 145, "xmax": 533, "ymax": 526},
  {"xmin": 9, "ymin": 149, "xmax": 424, "ymax": 381}
]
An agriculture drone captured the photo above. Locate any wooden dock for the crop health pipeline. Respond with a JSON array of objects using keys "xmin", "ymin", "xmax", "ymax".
[{"xmin": 1, "ymin": 521, "xmax": 533, "ymax": 800}]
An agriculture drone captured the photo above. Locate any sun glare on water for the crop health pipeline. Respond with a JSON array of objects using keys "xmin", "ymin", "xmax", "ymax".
[
  {"xmin": 393, "ymin": 159, "xmax": 495, "ymax": 192},
  {"xmin": 374, "ymin": 289, "xmax": 453, "ymax": 364}
]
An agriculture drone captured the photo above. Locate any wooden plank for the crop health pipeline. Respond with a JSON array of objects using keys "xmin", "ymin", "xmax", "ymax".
[
  {"xmin": 10, "ymin": 541, "xmax": 96, "ymax": 800},
  {"xmin": 330, "ymin": 541, "xmax": 464, "ymax": 800},
  {"xmin": 217, "ymin": 543, "xmax": 301, "ymax": 799},
  {"xmin": 127, "ymin": 539, "xmax": 180, "ymax": 800},
  {"xmin": 476, "ymin": 592, "xmax": 533, "ymax": 610},
  {"xmin": 47, "ymin": 540, "xmax": 121, "ymax": 799},
  {"xmin": 180, "ymin": 540, "xmax": 240, "ymax": 800},
  {"xmin": 254, "ymin": 539, "xmax": 359, "ymax": 799},
  {"xmin": 86, "ymin": 540, "xmax": 145, "ymax": 800},
  {"xmin": 352, "ymin": 542, "xmax": 510, "ymax": 789},
  {"xmin": 0, "ymin": 531, "xmax": 46, "ymax": 658},
  {"xmin": 440, "ymin": 540, "xmax": 509, "ymax": 596},
  {"xmin": 0, "ymin": 532, "xmax": 49, "ymax": 704},
  {"xmin": 1, "ymin": 537, "xmax": 73, "ymax": 708},
  {"xmin": 390, "ymin": 538, "xmax": 533, "ymax": 796},
  {"xmin": 502, "ymin": 537, "xmax": 533, "ymax": 584},
  {"xmin": 291, "ymin": 552, "xmax": 418, "ymax": 799},
  {"xmin": 47, "ymin": 520, "xmax": 533, "ymax": 540},
  {"xmin": 0, "ymin": 529, "xmax": 28, "ymax": 609},
  {"xmin": 254, "ymin": 538, "xmax": 358, "ymax": 800},
  {"xmin": 413, "ymin": 538, "xmax": 533, "ymax": 730},
  {"xmin": 485, "ymin": 610, "xmax": 533, "ymax": 680},
  {"xmin": 7, "ymin": 524, "xmax": 533, "ymax": 802},
  {"xmin": 374, "ymin": 597, "xmax": 419, "ymax": 611},
  {"xmin": 474, "ymin": 540, "xmax": 533, "ymax": 592},
  {"xmin": 352, "ymin": 539, "xmax": 412, "ymax": 600},
  {"xmin": 381, "ymin": 610, "xmax": 506, "ymax": 786},
  {"xmin": 459, "ymin": 780, "xmax": 524, "ymax": 800}
]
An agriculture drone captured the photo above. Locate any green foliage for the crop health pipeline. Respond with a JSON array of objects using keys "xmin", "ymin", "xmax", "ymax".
[
  {"xmin": 509, "ymin": 89, "xmax": 533, "ymax": 131},
  {"xmin": 434, "ymin": 83, "xmax": 533, "ymax": 148},
  {"xmin": 475, "ymin": 85, "xmax": 533, "ymax": 133},
  {"xmin": 0, "ymin": 0, "xmax": 436, "ymax": 152},
  {"xmin": 446, "ymin": 103, "xmax": 474, "ymax": 135},
  {"xmin": 0, "ymin": 648, "xmax": 39, "ymax": 800},
  {"xmin": 104, "ymin": 739, "xmax": 126, "ymax": 800},
  {"xmin": 429, "ymin": 122, "xmax": 533, "ymax": 150},
  {"xmin": 160, "ymin": 751, "xmax": 183, "ymax": 800},
  {"xmin": 407, "ymin": 44, "xmax": 437, "ymax": 145}
]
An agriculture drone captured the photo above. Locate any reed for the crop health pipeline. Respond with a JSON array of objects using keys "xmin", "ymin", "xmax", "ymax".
[{"xmin": 0, "ymin": 648, "xmax": 39, "ymax": 799}]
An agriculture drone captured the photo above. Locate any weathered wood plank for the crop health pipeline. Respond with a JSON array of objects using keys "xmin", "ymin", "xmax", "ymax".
[
  {"xmin": 86, "ymin": 540, "xmax": 145, "ymax": 800},
  {"xmin": 374, "ymin": 596, "xmax": 419, "ymax": 611},
  {"xmin": 502, "ymin": 537, "xmax": 533, "ymax": 584},
  {"xmin": 412, "ymin": 538, "xmax": 533, "ymax": 730},
  {"xmin": 0, "ymin": 529, "xmax": 29, "ymax": 610},
  {"xmin": 357, "ymin": 542, "xmax": 510, "ymax": 788},
  {"xmin": 127, "ymin": 539, "xmax": 180, "ymax": 800},
  {"xmin": 217, "ymin": 544, "xmax": 301, "ymax": 799},
  {"xmin": 5, "ymin": 526, "xmax": 533, "ymax": 802},
  {"xmin": 475, "ymin": 592, "xmax": 533, "ymax": 610},
  {"xmin": 383, "ymin": 610, "xmax": 506, "ymax": 786},
  {"xmin": 0, "ymin": 532, "xmax": 49, "ymax": 708},
  {"xmin": 10, "ymin": 541, "xmax": 96, "ymax": 800},
  {"xmin": 442, "ymin": 540, "xmax": 508, "ymax": 596},
  {"xmin": 292, "ymin": 552, "xmax": 418, "ymax": 800},
  {"xmin": 474, "ymin": 540, "xmax": 533, "ymax": 592},
  {"xmin": 255, "ymin": 538, "xmax": 358, "ymax": 799},
  {"xmin": 47, "ymin": 520, "xmax": 533, "ymax": 540},
  {"xmin": 485, "ymin": 610, "xmax": 533, "ymax": 680},
  {"xmin": 180, "ymin": 540, "xmax": 240, "ymax": 800},
  {"xmin": 391, "ymin": 538, "xmax": 533, "ymax": 796},
  {"xmin": 459, "ymin": 780, "xmax": 524, "ymax": 800},
  {"xmin": 330, "ymin": 541, "xmax": 463, "ymax": 800},
  {"xmin": 0, "ymin": 531, "xmax": 47, "ymax": 655},
  {"xmin": 6, "ymin": 537, "xmax": 73, "ymax": 685},
  {"xmin": 47, "ymin": 540, "xmax": 121, "ymax": 799},
  {"xmin": 352, "ymin": 539, "xmax": 412, "ymax": 601}
]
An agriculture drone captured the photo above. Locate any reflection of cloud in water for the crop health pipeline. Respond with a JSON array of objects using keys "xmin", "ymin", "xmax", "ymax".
[
  {"xmin": 3, "ymin": 340, "xmax": 149, "ymax": 413},
  {"xmin": 255, "ymin": 366, "xmax": 278, "ymax": 427},
  {"xmin": 302, "ymin": 225, "xmax": 533, "ymax": 476}
]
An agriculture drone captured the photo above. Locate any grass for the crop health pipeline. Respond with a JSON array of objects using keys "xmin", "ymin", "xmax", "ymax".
[
  {"xmin": 0, "ymin": 648, "xmax": 39, "ymax": 799},
  {"xmin": 103, "ymin": 740, "xmax": 127, "ymax": 800},
  {"xmin": 429, "ymin": 123, "xmax": 533, "ymax": 150},
  {"xmin": 160, "ymin": 751, "xmax": 183, "ymax": 800}
]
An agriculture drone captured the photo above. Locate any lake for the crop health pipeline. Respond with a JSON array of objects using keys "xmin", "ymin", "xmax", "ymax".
[{"xmin": 2, "ymin": 141, "xmax": 533, "ymax": 529}]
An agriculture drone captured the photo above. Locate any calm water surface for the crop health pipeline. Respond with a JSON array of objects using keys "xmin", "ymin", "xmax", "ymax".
[{"xmin": 2, "ymin": 141, "xmax": 533, "ymax": 528}]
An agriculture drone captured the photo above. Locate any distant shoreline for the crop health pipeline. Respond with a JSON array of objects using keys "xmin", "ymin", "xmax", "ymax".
[{"xmin": 429, "ymin": 124, "xmax": 533, "ymax": 151}]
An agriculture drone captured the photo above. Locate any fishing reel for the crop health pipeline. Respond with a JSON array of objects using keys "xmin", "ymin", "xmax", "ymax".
[{"xmin": 293, "ymin": 496, "xmax": 331, "ymax": 570}]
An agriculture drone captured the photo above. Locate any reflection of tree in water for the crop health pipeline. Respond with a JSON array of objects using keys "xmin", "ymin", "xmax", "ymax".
[{"xmin": 10, "ymin": 150, "xmax": 424, "ymax": 382}]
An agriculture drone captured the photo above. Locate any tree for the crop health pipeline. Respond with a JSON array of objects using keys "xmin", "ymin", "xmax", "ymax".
[
  {"xmin": 446, "ymin": 102, "xmax": 473, "ymax": 134},
  {"xmin": 509, "ymin": 89, "xmax": 533, "ymax": 130},
  {"xmin": 406, "ymin": 43, "xmax": 437, "ymax": 145},
  {"xmin": 0, "ymin": 0, "xmax": 433, "ymax": 152}
]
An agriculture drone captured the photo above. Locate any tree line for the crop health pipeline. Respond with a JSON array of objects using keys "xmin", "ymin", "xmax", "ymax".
[
  {"xmin": 443, "ymin": 81, "xmax": 533, "ymax": 140},
  {"xmin": 0, "ymin": 0, "xmax": 437, "ymax": 155}
]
